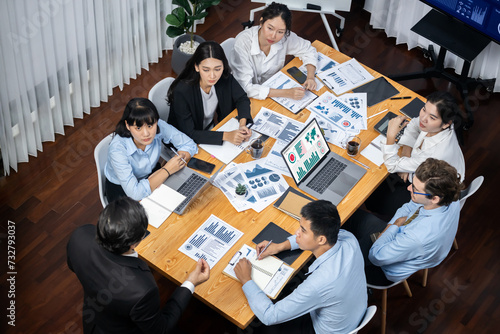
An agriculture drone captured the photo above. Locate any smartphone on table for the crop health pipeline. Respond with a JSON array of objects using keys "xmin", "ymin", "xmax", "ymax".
[
  {"xmin": 287, "ymin": 66, "xmax": 307, "ymax": 84},
  {"xmin": 187, "ymin": 157, "xmax": 216, "ymax": 174}
]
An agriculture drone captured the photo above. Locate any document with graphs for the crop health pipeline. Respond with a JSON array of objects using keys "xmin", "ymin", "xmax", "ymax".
[
  {"xmin": 179, "ymin": 215, "xmax": 243, "ymax": 268},
  {"xmin": 223, "ymin": 244, "xmax": 294, "ymax": 299},
  {"xmin": 317, "ymin": 58, "xmax": 374, "ymax": 95}
]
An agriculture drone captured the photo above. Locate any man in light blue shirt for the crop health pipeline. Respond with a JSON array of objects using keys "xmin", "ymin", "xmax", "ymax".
[
  {"xmin": 344, "ymin": 158, "xmax": 464, "ymax": 285},
  {"xmin": 234, "ymin": 200, "xmax": 367, "ymax": 334}
]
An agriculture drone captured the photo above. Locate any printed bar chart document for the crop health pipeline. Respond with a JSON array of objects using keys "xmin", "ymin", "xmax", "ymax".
[
  {"xmin": 223, "ymin": 244, "xmax": 294, "ymax": 299},
  {"xmin": 179, "ymin": 215, "xmax": 243, "ymax": 268}
]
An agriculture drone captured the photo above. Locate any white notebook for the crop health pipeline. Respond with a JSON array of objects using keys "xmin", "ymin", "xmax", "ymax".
[
  {"xmin": 140, "ymin": 184, "xmax": 186, "ymax": 228},
  {"xmin": 223, "ymin": 244, "xmax": 294, "ymax": 299}
]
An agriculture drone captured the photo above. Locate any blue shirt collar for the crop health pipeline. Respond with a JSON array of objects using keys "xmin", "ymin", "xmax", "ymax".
[{"xmin": 307, "ymin": 241, "xmax": 340, "ymax": 275}]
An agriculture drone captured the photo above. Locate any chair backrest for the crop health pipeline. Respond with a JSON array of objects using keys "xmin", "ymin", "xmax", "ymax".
[
  {"xmin": 347, "ymin": 305, "xmax": 377, "ymax": 334},
  {"xmin": 148, "ymin": 77, "xmax": 175, "ymax": 122},
  {"xmin": 94, "ymin": 134, "xmax": 113, "ymax": 208},
  {"xmin": 220, "ymin": 37, "xmax": 235, "ymax": 61},
  {"xmin": 459, "ymin": 176, "xmax": 484, "ymax": 210}
]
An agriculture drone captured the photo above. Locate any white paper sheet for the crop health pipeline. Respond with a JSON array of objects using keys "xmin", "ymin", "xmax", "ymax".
[
  {"xmin": 178, "ymin": 214, "xmax": 243, "ymax": 268},
  {"xmin": 251, "ymin": 107, "xmax": 305, "ymax": 142},
  {"xmin": 199, "ymin": 118, "xmax": 260, "ymax": 164},
  {"xmin": 263, "ymin": 71, "xmax": 318, "ymax": 114},
  {"xmin": 360, "ymin": 134, "xmax": 385, "ymax": 167},
  {"xmin": 317, "ymin": 58, "xmax": 375, "ymax": 95}
]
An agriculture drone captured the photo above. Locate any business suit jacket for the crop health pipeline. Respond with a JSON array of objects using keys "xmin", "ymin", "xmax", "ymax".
[
  {"xmin": 67, "ymin": 225, "xmax": 191, "ymax": 334},
  {"xmin": 168, "ymin": 74, "xmax": 252, "ymax": 145}
]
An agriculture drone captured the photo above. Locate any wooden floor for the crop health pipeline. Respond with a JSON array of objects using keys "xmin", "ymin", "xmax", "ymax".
[{"xmin": 1, "ymin": 1, "xmax": 499, "ymax": 333}]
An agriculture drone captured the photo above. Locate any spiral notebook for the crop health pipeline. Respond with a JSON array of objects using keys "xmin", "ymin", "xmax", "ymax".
[{"xmin": 223, "ymin": 244, "xmax": 294, "ymax": 299}]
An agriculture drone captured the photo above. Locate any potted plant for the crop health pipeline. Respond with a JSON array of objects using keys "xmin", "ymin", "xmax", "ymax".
[
  {"xmin": 234, "ymin": 183, "xmax": 247, "ymax": 200},
  {"xmin": 166, "ymin": 0, "xmax": 221, "ymax": 74}
]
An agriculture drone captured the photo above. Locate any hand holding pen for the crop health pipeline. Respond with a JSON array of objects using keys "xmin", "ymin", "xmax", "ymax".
[
  {"xmin": 170, "ymin": 147, "xmax": 187, "ymax": 165},
  {"xmin": 256, "ymin": 240, "xmax": 273, "ymax": 260}
]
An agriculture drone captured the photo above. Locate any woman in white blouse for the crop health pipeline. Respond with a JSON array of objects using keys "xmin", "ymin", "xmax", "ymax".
[
  {"xmin": 382, "ymin": 91, "xmax": 465, "ymax": 182},
  {"xmin": 230, "ymin": 2, "xmax": 318, "ymax": 100},
  {"xmin": 367, "ymin": 91, "xmax": 465, "ymax": 217}
]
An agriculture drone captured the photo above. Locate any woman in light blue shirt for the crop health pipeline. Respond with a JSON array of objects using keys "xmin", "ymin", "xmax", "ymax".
[{"xmin": 104, "ymin": 98, "xmax": 197, "ymax": 202}]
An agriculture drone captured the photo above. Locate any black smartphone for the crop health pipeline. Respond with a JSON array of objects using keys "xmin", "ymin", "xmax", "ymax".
[
  {"xmin": 187, "ymin": 157, "xmax": 216, "ymax": 174},
  {"xmin": 286, "ymin": 66, "xmax": 307, "ymax": 84}
]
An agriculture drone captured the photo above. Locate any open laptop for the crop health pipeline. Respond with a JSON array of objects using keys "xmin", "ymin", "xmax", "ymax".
[
  {"xmin": 281, "ymin": 119, "xmax": 366, "ymax": 205},
  {"xmin": 163, "ymin": 164, "xmax": 222, "ymax": 215}
]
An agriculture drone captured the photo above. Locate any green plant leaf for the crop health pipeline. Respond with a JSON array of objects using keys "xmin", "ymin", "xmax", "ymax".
[
  {"xmin": 196, "ymin": 0, "xmax": 221, "ymax": 14},
  {"xmin": 166, "ymin": 7, "xmax": 186, "ymax": 26},
  {"xmin": 166, "ymin": 26, "xmax": 185, "ymax": 38},
  {"xmin": 173, "ymin": 0, "xmax": 192, "ymax": 15},
  {"xmin": 192, "ymin": 12, "xmax": 209, "ymax": 20}
]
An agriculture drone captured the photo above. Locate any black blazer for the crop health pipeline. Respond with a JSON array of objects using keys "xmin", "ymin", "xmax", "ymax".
[
  {"xmin": 168, "ymin": 74, "xmax": 253, "ymax": 145},
  {"xmin": 67, "ymin": 225, "xmax": 191, "ymax": 334}
]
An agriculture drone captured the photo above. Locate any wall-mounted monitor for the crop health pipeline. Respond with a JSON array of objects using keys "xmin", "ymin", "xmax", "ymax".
[{"xmin": 421, "ymin": 0, "xmax": 500, "ymax": 44}]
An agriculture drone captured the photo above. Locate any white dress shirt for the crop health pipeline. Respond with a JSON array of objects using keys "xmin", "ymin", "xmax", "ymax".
[
  {"xmin": 381, "ymin": 117, "xmax": 465, "ymax": 181},
  {"xmin": 230, "ymin": 26, "xmax": 318, "ymax": 100}
]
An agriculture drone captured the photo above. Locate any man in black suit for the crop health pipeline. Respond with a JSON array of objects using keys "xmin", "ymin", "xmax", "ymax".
[{"xmin": 67, "ymin": 197, "xmax": 210, "ymax": 333}]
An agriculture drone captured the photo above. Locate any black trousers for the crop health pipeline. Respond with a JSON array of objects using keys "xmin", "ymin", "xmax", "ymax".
[
  {"xmin": 247, "ymin": 313, "xmax": 315, "ymax": 334},
  {"xmin": 343, "ymin": 210, "xmax": 395, "ymax": 286},
  {"xmin": 364, "ymin": 175, "xmax": 411, "ymax": 220}
]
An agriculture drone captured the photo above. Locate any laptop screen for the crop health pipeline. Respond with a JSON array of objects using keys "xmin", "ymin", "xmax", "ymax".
[{"xmin": 281, "ymin": 119, "xmax": 330, "ymax": 185}]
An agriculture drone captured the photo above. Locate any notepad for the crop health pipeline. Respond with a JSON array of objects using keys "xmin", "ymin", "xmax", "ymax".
[
  {"xmin": 223, "ymin": 244, "xmax": 294, "ymax": 299},
  {"xmin": 140, "ymin": 184, "xmax": 186, "ymax": 228},
  {"xmin": 252, "ymin": 222, "xmax": 304, "ymax": 265},
  {"xmin": 400, "ymin": 98, "xmax": 425, "ymax": 119},
  {"xmin": 273, "ymin": 187, "xmax": 314, "ymax": 220}
]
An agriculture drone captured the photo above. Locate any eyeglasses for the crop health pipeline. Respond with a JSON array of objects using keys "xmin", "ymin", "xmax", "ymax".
[{"xmin": 411, "ymin": 183, "xmax": 432, "ymax": 197}]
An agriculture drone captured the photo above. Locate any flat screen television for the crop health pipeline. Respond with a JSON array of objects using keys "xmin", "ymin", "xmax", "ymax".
[{"xmin": 421, "ymin": 0, "xmax": 500, "ymax": 44}]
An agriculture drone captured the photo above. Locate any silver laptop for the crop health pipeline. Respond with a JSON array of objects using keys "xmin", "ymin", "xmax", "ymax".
[
  {"xmin": 163, "ymin": 164, "xmax": 222, "ymax": 215},
  {"xmin": 281, "ymin": 119, "xmax": 366, "ymax": 205}
]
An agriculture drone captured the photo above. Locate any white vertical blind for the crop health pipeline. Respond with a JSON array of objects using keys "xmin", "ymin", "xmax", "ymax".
[
  {"xmin": 0, "ymin": 0, "xmax": 174, "ymax": 175},
  {"xmin": 364, "ymin": 0, "xmax": 500, "ymax": 93}
]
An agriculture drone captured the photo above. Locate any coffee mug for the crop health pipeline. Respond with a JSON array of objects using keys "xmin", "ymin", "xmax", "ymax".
[
  {"xmin": 346, "ymin": 136, "xmax": 361, "ymax": 157},
  {"xmin": 247, "ymin": 138, "xmax": 265, "ymax": 159}
]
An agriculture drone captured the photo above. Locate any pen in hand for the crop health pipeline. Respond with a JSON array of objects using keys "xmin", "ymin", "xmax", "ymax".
[
  {"xmin": 170, "ymin": 147, "xmax": 187, "ymax": 165},
  {"xmin": 256, "ymin": 240, "xmax": 272, "ymax": 260}
]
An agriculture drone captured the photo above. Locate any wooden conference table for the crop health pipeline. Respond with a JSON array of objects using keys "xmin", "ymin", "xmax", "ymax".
[{"xmin": 136, "ymin": 40, "xmax": 424, "ymax": 329}]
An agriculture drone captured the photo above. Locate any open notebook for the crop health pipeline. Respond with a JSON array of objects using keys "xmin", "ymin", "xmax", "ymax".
[
  {"xmin": 223, "ymin": 244, "xmax": 294, "ymax": 299},
  {"xmin": 140, "ymin": 184, "xmax": 186, "ymax": 228}
]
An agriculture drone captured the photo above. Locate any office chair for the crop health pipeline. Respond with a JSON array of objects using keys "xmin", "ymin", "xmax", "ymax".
[
  {"xmin": 455, "ymin": 175, "xmax": 484, "ymax": 249},
  {"xmin": 420, "ymin": 175, "xmax": 485, "ymax": 287},
  {"xmin": 367, "ymin": 280, "xmax": 412, "ymax": 334},
  {"xmin": 220, "ymin": 37, "xmax": 235, "ymax": 60},
  {"xmin": 94, "ymin": 134, "xmax": 113, "ymax": 208},
  {"xmin": 148, "ymin": 77, "xmax": 176, "ymax": 161},
  {"xmin": 347, "ymin": 305, "xmax": 377, "ymax": 334},
  {"xmin": 148, "ymin": 77, "xmax": 175, "ymax": 122}
]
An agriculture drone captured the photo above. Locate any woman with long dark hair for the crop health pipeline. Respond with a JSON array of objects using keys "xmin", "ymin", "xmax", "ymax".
[
  {"xmin": 230, "ymin": 2, "xmax": 318, "ymax": 100},
  {"xmin": 104, "ymin": 98, "xmax": 197, "ymax": 202},
  {"xmin": 167, "ymin": 41, "xmax": 253, "ymax": 145}
]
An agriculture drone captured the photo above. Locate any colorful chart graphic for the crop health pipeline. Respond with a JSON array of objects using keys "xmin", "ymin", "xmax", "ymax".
[{"xmin": 288, "ymin": 153, "xmax": 296, "ymax": 163}]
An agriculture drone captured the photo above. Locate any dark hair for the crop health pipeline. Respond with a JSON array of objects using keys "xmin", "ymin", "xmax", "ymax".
[
  {"xmin": 425, "ymin": 91, "xmax": 461, "ymax": 129},
  {"xmin": 167, "ymin": 41, "xmax": 231, "ymax": 105},
  {"xmin": 415, "ymin": 158, "xmax": 465, "ymax": 206},
  {"xmin": 260, "ymin": 2, "xmax": 292, "ymax": 37},
  {"xmin": 115, "ymin": 98, "xmax": 160, "ymax": 138},
  {"xmin": 300, "ymin": 200, "xmax": 340, "ymax": 246},
  {"xmin": 96, "ymin": 197, "xmax": 149, "ymax": 254}
]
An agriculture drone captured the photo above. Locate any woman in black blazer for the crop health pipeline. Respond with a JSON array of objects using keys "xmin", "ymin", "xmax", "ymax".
[{"xmin": 167, "ymin": 41, "xmax": 253, "ymax": 145}]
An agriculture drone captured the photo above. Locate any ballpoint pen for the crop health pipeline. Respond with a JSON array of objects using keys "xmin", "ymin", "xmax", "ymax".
[
  {"xmin": 256, "ymin": 240, "xmax": 272, "ymax": 260},
  {"xmin": 350, "ymin": 157, "xmax": 371, "ymax": 170},
  {"xmin": 390, "ymin": 96, "xmax": 411, "ymax": 100},
  {"xmin": 170, "ymin": 147, "xmax": 187, "ymax": 164}
]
